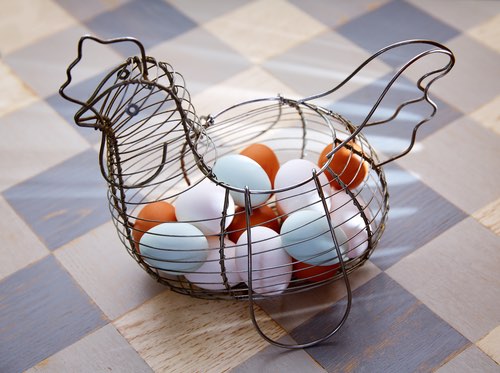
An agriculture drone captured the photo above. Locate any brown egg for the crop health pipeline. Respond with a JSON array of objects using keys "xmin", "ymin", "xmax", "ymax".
[
  {"xmin": 275, "ymin": 202, "xmax": 288, "ymax": 224},
  {"xmin": 318, "ymin": 141, "xmax": 369, "ymax": 190},
  {"xmin": 240, "ymin": 143, "xmax": 280, "ymax": 187},
  {"xmin": 132, "ymin": 201, "xmax": 176, "ymax": 252},
  {"xmin": 293, "ymin": 260, "xmax": 340, "ymax": 283},
  {"xmin": 227, "ymin": 205, "xmax": 280, "ymax": 243}
]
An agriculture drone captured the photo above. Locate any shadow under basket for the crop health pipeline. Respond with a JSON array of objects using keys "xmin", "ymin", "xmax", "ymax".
[{"xmin": 60, "ymin": 36, "xmax": 454, "ymax": 348}]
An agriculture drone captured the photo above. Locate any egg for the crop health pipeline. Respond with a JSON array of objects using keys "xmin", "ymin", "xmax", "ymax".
[
  {"xmin": 280, "ymin": 209, "xmax": 348, "ymax": 266},
  {"xmin": 240, "ymin": 143, "xmax": 280, "ymax": 187},
  {"xmin": 132, "ymin": 201, "xmax": 176, "ymax": 252},
  {"xmin": 318, "ymin": 141, "xmax": 369, "ymax": 190},
  {"xmin": 174, "ymin": 179, "xmax": 235, "ymax": 235},
  {"xmin": 236, "ymin": 226, "xmax": 292, "ymax": 295},
  {"xmin": 274, "ymin": 159, "xmax": 331, "ymax": 215},
  {"xmin": 185, "ymin": 236, "xmax": 240, "ymax": 290},
  {"xmin": 330, "ymin": 191, "xmax": 370, "ymax": 259},
  {"xmin": 139, "ymin": 222, "xmax": 208, "ymax": 275},
  {"xmin": 227, "ymin": 205, "xmax": 280, "ymax": 243},
  {"xmin": 293, "ymin": 259, "xmax": 340, "ymax": 283},
  {"xmin": 212, "ymin": 154, "xmax": 271, "ymax": 207}
]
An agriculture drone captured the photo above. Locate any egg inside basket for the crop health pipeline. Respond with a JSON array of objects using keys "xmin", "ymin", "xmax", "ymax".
[{"xmin": 126, "ymin": 96, "xmax": 388, "ymax": 300}]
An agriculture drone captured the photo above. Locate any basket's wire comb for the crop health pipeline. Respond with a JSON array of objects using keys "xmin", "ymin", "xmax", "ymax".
[{"xmin": 60, "ymin": 35, "xmax": 454, "ymax": 349}]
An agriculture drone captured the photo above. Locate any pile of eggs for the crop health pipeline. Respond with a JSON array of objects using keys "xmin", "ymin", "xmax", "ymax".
[{"xmin": 133, "ymin": 141, "xmax": 370, "ymax": 296}]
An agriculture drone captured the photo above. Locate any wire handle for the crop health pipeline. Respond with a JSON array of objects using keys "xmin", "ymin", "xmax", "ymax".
[
  {"xmin": 302, "ymin": 39, "xmax": 455, "ymax": 167},
  {"xmin": 244, "ymin": 172, "xmax": 353, "ymax": 349}
]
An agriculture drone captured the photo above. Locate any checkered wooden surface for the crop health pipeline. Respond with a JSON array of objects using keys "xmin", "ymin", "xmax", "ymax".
[{"xmin": 1, "ymin": 1, "xmax": 499, "ymax": 372}]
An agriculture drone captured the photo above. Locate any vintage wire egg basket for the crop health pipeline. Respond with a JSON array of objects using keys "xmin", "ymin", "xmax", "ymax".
[{"xmin": 60, "ymin": 36, "xmax": 454, "ymax": 348}]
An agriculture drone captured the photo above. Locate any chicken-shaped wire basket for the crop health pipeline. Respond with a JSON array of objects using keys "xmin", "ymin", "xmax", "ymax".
[{"xmin": 60, "ymin": 36, "xmax": 454, "ymax": 348}]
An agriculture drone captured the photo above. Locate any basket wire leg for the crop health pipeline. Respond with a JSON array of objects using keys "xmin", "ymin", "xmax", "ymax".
[{"xmin": 245, "ymin": 180, "xmax": 353, "ymax": 349}]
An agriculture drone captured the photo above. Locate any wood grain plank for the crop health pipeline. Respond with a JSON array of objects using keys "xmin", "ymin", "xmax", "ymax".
[
  {"xmin": 261, "ymin": 31, "xmax": 393, "ymax": 101},
  {"xmin": 2, "ymin": 148, "xmax": 110, "ymax": 250},
  {"xmin": 0, "ymin": 255, "xmax": 107, "ymax": 372},
  {"xmin": 0, "ymin": 60, "xmax": 38, "ymax": 116},
  {"xmin": 0, "ymin": 100, "xmax": 89, "ymax": 193},
  {"xmin": 114, "ymin": 291, "xmax": 286, "ymax": 373},
  {"xmin": 387, "ymin": 218, "xmax": 500, "ymax": 342},
  {"xmin": 0, "ymin": 0, "xmax": 76, "ymax": 55},
  {"xmin": 473, "ymin": 197, "xmax": 500, "ymax": 236},
  {"xmin": 55, "ymin": 221, "xmax": 165, "ymax": 320},
  {"xmin": 469, "ymin": 95, "xmax": 500, "ymax": 136},
  {"xmin": 369, "ymin": 163, "xmax": 467, "ymax": 270},
  {"xmin": 292, "ymin": 273, "xmax": 470, "ymax": 372},
  {"xmin": 0, "ymin": 196, "xmax": 49, "ymax": 281},
  {"xmin": 435, "ymin": 345, "xmax": 499, "ymax": 373},
  {"xmin": 231, "ymin": 335, "xmax": 327, "ymax": 373},
  {"xmin": 477, "ymin": 325, "xmax": 500, "ymax": 364},
  {"xmin": 27, "ymin": 324, "xmax": 153, "ymax": 372},
  {"xmin": 396, "ymin": 116, "xmax": 500, "ymax": 215},
  {"xmin": 203, "ymin": 0, "xmax": 327, "ymax": 63},
  {"xmin": 467, "ymin": 13, "xmax": 500, "ymax": 53},
  {"xmin": 409, "ymin": 0, "xmax": 500, "ymax": 29},
  {"xmin": 190, "ymin": 66, "xmax": 299, "ymax": 117}
]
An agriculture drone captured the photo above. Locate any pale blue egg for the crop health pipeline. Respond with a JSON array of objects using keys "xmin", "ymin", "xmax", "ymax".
[
  {"xmin": 281, "ymin": 210, "xmax": 348, "ymax": 266},
  {"xmin": 139, "ymin": 222, "xmax": 209, "ymax": 275},
  {"xmin": 212, "ymin": 154, "xmax": 271, "ymax": 207}
]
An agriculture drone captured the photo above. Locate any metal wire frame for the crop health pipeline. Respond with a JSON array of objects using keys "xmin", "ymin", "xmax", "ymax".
[{"xmin": 60, "ymin": 36, "xmax": 454, "ymax": 349}]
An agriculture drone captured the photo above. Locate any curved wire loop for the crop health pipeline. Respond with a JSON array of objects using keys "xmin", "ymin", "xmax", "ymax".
[
  {"xmin": 302, "ymin": 39, "xmax": 455, "ymax": 167},
  {"xmin": 244, "ymin": 172, "xmax": 353, "ymax": 349},
  {"xmin": 59, "ymin": 35, "xmax": 149, "ymax": 114}
]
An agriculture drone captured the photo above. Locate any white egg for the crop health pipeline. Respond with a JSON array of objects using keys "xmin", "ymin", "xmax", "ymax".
[
  {"xmin": 236, "ymin": 226, "xmax": 292, "ymax": 295},
  {"xmin": 330, "ymin": 191, "xmax": 370, "ymax": 259},
  {"xmin": 174, "ymin": 179, "xmax": 235, "ymax": 234},
  {"xmin": 139, "ymin": 222, "xmax": 208, "ymax": 275},
  {"xmin": 185, "ymin": 236, "xmax": 240, "ymax": 290},
  {"xmin": 212, "ymin": 154, "xmax": 271, "ymax": 207},
  {"xmin": 280, "ymin": 210, "xmax": 348, "ymax": 266},
  {"xmin": 274, "ymin": 159, "xmax": 331, "ymax": 215}
]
